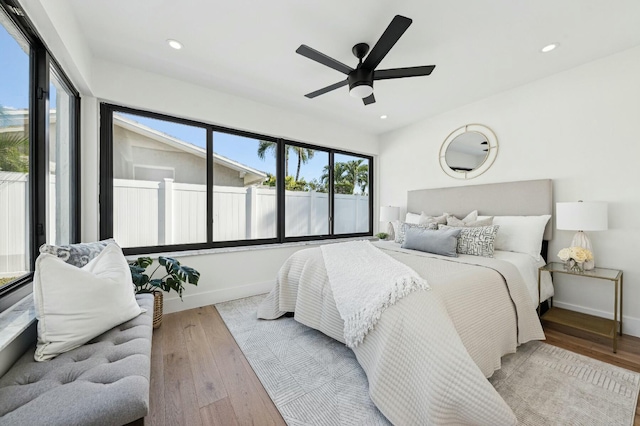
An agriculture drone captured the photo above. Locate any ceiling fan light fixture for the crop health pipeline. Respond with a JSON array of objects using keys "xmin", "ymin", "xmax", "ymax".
[{"xmin": 349, "ymin": 83, "xmax": 373, "ymax": 99}]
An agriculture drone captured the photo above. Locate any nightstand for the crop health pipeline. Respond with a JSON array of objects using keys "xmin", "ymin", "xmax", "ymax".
[{"xmin": 538, "ymin": 262, "xmax": 623, "ymax": 353}]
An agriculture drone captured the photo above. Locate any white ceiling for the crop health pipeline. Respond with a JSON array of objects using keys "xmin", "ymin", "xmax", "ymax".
[{"xmin": 63, "ymin": 0, "xmax": 640, "ymax": 135}]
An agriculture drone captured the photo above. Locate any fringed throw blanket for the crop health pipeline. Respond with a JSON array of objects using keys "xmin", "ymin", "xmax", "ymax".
[{"xmin": 320, "ymin": 240, "xmax": 429, "ymax": 347}]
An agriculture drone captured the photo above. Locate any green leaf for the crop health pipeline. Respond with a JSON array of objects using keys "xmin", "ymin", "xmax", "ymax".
[
  {"xmin": 129, "ymin": 257, "xmax": 153, "ymax": 269},
  {"xmin": 138, "ymin": 256, "xmax": 199, "ymax": 301}
]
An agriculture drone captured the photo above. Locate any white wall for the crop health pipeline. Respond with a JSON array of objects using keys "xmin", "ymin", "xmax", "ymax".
[
  {"xmin": 378, "ymin": 45, "xmax": 640, "ymax": 336},
  {"xmin": 74, "ymin": 59, "xmax": 378, "ymax": 310}
]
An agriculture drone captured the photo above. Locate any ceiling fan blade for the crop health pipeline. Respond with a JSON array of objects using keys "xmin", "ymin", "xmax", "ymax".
[
  {"xmin": 296, "ymin": 45, "xmax": 354, "ymax": 75},
  {"xmin": 363, "ymin": 94, "xmax": 376, "ymax": 105},
  {"xmin": 304, "ymin": 79, "xmax": 349, "ymax": 98},
  {"xmin": 362, "ymin": 15, "xmax": 412, "ymax": 70},
  {"xmin": 374, "ymin": 65, "xmax": 436, "ymax": 80}
]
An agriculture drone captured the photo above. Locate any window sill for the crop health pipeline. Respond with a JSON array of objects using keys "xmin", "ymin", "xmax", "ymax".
[
  {"xmin": 0, "ymin": 293, "xmax": 35, "ymax": 353},
  {"xmin": 124, "ymin": 235, "xmax": 378, "ymax": 260}
]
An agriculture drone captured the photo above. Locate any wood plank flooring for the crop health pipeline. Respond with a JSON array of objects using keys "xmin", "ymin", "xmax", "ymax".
[
  {"xmin": 147, "ymin": 305, "xmax": 640, "ymax": 425},
  {"xmin": 148, "ymin": 305, "xmax": 285, "ymax": 426}
]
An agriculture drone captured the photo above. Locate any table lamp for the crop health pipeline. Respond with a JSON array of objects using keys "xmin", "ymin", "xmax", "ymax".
[
  {"xmin": 379, "ymin": 206, "xmax": 400, "ymax": 238},
  {"xmin": 556, "ymin": 201, "xmax": 608, "ymax": 270}
]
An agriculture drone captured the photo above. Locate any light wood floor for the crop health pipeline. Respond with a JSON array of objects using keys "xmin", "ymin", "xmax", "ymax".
[{"xmin": 147, "ymin": 306, "xmax": 640, "ymax": 425}]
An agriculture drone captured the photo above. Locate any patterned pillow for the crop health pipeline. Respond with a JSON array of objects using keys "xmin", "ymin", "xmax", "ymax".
[
  {"xmin": 395, "ymin": 222, "xmax": 438, "ymax": 244},
  {"xmin": 39, "ymin": 238, "xmax": 117, "ymax": 267},
  {"xmin": 439, "ymin": 225, "xmax": 500, "ymax": 257}
]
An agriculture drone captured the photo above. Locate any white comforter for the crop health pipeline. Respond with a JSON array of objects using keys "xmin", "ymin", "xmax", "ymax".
[{"xmin": 258, "ymin": 242, "xmax": 545, "ymax": 425}]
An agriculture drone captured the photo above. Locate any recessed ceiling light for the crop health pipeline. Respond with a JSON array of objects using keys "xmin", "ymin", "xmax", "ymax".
[
  {"xmin": 380, "ymin": 115, "xmax": 388, "ymax": 120},
  {"xmin": 540, "ymin": 43, "xmax": 558, "ymax": 53},
  {"xmin": 167, "ymin": 39, "xmax": 183, "ymax": 50}
]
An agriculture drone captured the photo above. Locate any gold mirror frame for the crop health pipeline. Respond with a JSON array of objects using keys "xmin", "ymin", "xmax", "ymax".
[{"xmin": 439, "ymin": 123, "xmax": 498, "ymax": 179}]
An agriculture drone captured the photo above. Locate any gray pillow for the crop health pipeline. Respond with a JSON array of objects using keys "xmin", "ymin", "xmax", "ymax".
[
  {"xmin": 402, "ymin": 227, "xmax": 462, "ymax": 257},
  {"xmin": 440, "ymin": 224, "xmax": 500, "ymax": 257},
  {"xmin": 39, "ymin": 238, "xmax": 117, "ymax": 267},
  {"xmin": 395, "ymin": 222, "xmax": 438, "ymax": 244}
]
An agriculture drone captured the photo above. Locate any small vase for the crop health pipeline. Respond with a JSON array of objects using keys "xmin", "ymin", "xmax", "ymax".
[{"xmin": 565, "ymin": 259, "xmax": 584, "ymax": 273}]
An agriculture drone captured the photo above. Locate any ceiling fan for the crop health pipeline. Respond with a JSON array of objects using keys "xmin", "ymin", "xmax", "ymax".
[{"xmin": 296, "ymin": 15, "xmax": 436, "ymax": 105}]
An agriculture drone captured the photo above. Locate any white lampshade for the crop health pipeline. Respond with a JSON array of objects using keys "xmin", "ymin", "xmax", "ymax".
[
  {"xmin": 556, "ymin": 201, "xmax": 608, "ymax": 231},
  {"xmin": 379, "ymin": 206, "xmax": 400, "ymax": 223},
  {"xmin": 349, "ymin": 84, "xmax": 373, "ymax": 99}
]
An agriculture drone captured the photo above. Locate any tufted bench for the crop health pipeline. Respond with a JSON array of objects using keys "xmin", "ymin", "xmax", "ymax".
[{"xmin": 0, "ymin": 294, "xmax": 153, "ymax": 426}]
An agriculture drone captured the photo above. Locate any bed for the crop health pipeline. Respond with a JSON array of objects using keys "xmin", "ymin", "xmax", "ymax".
[{"xmin": 258, "ymin": 179, "xmax": 554, "ymax": 425}]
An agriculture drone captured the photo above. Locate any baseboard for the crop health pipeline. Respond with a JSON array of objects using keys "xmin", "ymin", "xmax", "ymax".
[
  {"xmin": 163, "ymin": 280, "xmax": 275, "ymax": 314},
  {"xmin": 552, "ymin": 300, "xmax": 640, "ymax": 338}
]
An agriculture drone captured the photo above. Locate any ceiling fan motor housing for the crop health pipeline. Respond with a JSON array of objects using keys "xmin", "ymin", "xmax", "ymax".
[{"xmin": 348, "ymin": 68, "xmax": 374, "ymax": 91}]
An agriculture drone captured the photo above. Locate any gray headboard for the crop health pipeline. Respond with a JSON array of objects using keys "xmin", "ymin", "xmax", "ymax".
[{"xmin": 407, "ymin": 179, "xmax": 553, "ymax": 240}]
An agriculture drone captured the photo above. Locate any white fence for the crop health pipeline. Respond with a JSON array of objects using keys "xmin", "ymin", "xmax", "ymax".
[
  {"xmin": 0, "ymin": 176, "xmax": 369, "ymax": 276},
  {"xmin": 113, "ymin": 178, "xmax": 369, "ymax": 248},
  {"xmin": 0, "ymin": 172, "xmax": 28, "ymax": 278}
]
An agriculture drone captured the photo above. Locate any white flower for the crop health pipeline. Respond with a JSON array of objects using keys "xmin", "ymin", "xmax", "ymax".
[
  {"xmin": 557, "ymin": 248, "xmax": 571, "ymax": 262},
  {"xmin": 558, "ymin": 246, "xmax": 593, "ymax": 263}
]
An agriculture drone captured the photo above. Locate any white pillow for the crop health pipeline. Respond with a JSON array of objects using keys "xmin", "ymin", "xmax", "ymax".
[
  {"xmin": 444, "ymin": 210, "xmax": 478, "ymax": 223},
  {"xmin": 33, "ymin": 243, "xmax": 143, "ymax": 361},
  {"xmin": 405, "ymin": 212, "xmax": 421, "ymax": 224},
  {"xmin": 492, "ymin": 215, "xmax": 552, "ymax": 261}
]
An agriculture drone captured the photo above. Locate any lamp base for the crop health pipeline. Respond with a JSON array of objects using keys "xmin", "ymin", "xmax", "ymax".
[
  {"xmin": 571, "ymin": 231, "xmax": 595, "ymax": 270},
  {"xmin": 386, "ymin": 222, "xmax": 395, "ymax": 240}
]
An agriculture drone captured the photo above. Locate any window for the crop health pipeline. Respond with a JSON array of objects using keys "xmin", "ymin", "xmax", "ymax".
[
  {"xmin": 285, "ymin": 144, "xmax": 329, "ymax": 238},
  {"xmin": 111, "ymin": 112, "xmax": 207, "ymax": 247},
  {"xmin": 0, "ymin": 12, "xmax": 30, "ymax": 288},
  {"xmin": 100, "ymin": 104, "xmax": 373, "ymax": 253},
  {"xmin": 213, "ymin": 132, "xmax": 277, "ymax": 241},
  {"xmin": 0, "ymin": 3, "xmax": 80, "ymax": 303},
  {"xmin": 333, "ymin": 153, "xmax": 370, "ymax": 235},
  {"xmin": 48, "ymin": 68, "xmax": 76, "ymax": 246}
]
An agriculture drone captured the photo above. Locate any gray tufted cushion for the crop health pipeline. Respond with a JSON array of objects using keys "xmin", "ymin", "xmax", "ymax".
[{"xmin": 0, "ymin": 294, "xmax": 153, "ymax": 426}]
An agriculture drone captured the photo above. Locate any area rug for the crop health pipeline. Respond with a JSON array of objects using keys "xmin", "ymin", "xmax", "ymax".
[{"xmin": 216, "ymin": 295, "xmax": 640, "ymax": 425}]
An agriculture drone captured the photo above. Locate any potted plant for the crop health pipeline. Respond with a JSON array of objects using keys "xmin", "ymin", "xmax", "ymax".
[{"xmin": 129, "ymin": 256, "xmax": 200, "ymax": 328}]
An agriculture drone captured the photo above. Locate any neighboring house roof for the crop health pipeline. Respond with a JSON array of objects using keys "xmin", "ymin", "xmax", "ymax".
[
  {"xmin": 113, "ymin": 114, "xmax": 267, "ymax": 186},
  {"xmin": 1, "ymin": 108, "xmax": 268, "ymax": 185}
]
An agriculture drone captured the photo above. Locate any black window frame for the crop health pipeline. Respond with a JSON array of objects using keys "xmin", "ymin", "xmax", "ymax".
[
  {"xmin": 99, "ymin": 103, "xmax": 374, "ymax": 255},
  {"xmin": 0, "ymin": 0, "xmax": 81, "ymax": 301}
]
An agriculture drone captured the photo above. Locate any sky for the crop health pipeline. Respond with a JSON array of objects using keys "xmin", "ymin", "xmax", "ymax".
[
  {"xmin": 1, "ymin": 21, "xmax": 58, "ymax": 113},
  {"xmin": 2, "ymin": 16, "xmax": 365, "ymax": 184}
]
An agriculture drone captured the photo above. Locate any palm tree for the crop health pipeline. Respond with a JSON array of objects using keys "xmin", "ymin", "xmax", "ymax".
[
  {"xmin": 291, "ymin": 146, "xmax": 315, "ymax": 182},
  {"xmin": 0, "ymin": 107, "xmax": 29, "ymax": 173},
  {"xmin": 257, "ymin": 142, "xmax": 316, "ymax": 184},
  {"xmin": 327, "ymin": 160, "xmax": 369, "ymax": 195},
  {"xmin": 320, "ymin": 162, "xmax": 355, "ymax": 194},
  {"xmin": 257, "ymin": 141, "xmax": 291, "ymax": 177}
]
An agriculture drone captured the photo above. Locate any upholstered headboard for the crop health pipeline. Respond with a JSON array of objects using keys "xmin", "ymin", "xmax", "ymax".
[{"xmin": 407, "ymin": 179, "xmax": 553, "ymax": 240}]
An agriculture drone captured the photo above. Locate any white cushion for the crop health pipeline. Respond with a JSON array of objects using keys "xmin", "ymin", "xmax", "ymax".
[
  {"xmin": 418, "ymin": 213, "xmax": 448, "ymax": 225},
  {"xmin": 444, "ymin": 210, "xmax": 478, "ymax": 223},
  {"xmin": 492, "ymin": 215, "xmax": 552, "ymax": 261},
  {"xmin": 405, "ymin": 212, "xmax": 421, "ymax": 224},
  {"xmin": 33, "ymin": 243, "xmax": 143, "ymax": 361}
]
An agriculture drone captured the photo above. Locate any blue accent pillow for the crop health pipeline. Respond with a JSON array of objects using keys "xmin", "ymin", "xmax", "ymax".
[{"xmin": 401, "ymin": 227, "xmax": 462, "ymax": 257}]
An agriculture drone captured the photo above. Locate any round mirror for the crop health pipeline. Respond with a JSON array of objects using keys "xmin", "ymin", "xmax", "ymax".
[{"xmin": 439, "ymin": 124, "xmax": 498, "ymax": 179}]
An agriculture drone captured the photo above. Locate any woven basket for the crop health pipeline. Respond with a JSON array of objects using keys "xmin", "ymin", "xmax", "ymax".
[{"xmin": 153, "ymin": 291, "xmax": 163, "ymax": 329}]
